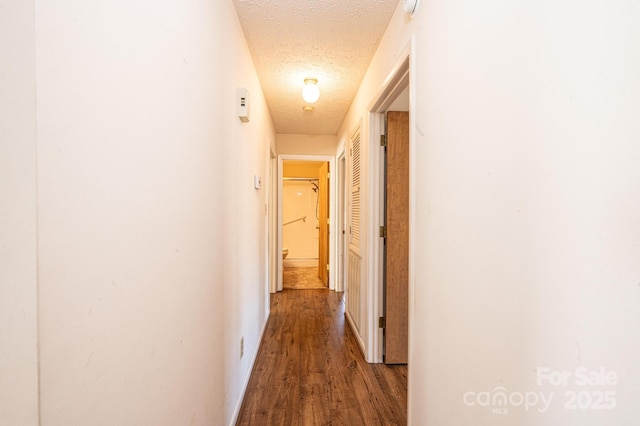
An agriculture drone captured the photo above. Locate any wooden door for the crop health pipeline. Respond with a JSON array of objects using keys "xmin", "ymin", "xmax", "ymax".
[
  {"xmin": 318, "ymin": 162, "xmax": 330, "ymax": 286},
  {"xmin": 384, "ymin": 111, "xmax": 409, "ymax": 364}
]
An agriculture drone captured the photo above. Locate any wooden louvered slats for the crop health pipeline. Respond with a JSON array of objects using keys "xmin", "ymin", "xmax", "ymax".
[{"xmin": 350, "ymin": 132, "xmax": 361, "ymax": 251}]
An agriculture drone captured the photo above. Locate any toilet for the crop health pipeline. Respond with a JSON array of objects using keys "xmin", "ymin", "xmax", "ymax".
[{"xmin": 282, "ymin": 248, "xmax": 289, "ymax": 260}]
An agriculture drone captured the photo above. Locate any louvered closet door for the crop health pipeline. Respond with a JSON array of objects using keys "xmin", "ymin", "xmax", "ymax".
[
  {"xmin": 347, "ymin": 131, "xmax": 363, "ymax": 334},
  {"xmin": 350, "ymin": 133, "xmax": 361, "ymax": 251}
]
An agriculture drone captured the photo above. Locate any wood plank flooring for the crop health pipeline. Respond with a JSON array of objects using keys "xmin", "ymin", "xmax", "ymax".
[{"xmin": 236, "ymin": 289, "xmax": 407, "ymax": 425}]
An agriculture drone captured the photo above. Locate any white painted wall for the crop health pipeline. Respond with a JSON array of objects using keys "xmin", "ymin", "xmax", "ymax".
[
  {"xmin": 0, "ymin": 0, "xmax": 39, "ymax": 424},
  {"xmin": 277, "ymin": 133, "xmax": 338, "ymax": 155},
  {"xmin": 221, "ymin": 1, "xmax": 277, "ymax": 419},
  {"xmin": 339, "ymin": 0, "xmax": 640, "ymax": 424},
  {"xmin": 6, "ymin": 1, "xmax": 276, "ymax": 425}
]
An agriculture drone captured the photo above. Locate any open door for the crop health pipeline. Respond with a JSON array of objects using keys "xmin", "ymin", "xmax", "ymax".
[
  {"xmin": 383, "ymin": 111, "xmax": 409, "ymax": 364},
  {"xmin": 318, "ymin": 162, "xmax": 330, "ymax": 286}
]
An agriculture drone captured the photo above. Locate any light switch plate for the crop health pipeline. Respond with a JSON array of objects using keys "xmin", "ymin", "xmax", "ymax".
[{"xmin": 254, "ymin": 175, "xmax": 262, "ymax": 189}]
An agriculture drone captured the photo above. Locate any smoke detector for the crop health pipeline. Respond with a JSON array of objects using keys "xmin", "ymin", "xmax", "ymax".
[{"xmin": 403, "ymin": 0, "xmax": 420, "ymax": 16}]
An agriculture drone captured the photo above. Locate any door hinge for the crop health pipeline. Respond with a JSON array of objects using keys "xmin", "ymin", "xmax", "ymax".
[
  {"xmin": 379, "ymin": 226, "xmax": 387, "ymax": 238},
  {"xmin": 379, "ymin": 317, "xmax": 386, "ymax": 328},
  {"xmin": 326, "ymin": 264, "xmax": 330, "ymax": 271},
  {"xmin": 327, "ymin": 172, "xmax": 331, "ymax": 179},
  {"xmin": 380, "ymin": 134, "xmax": 388, "ymax": 147}
]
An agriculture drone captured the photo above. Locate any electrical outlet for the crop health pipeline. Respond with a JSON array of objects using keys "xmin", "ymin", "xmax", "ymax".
[{"xmin": 240, "ymin": 337, "xmax": 244, "ymax": 359}]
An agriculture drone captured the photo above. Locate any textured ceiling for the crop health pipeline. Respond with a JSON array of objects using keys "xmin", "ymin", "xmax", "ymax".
[{"xmin": 233, "ymin": 0, "xmax": 400, "ymax": 135}]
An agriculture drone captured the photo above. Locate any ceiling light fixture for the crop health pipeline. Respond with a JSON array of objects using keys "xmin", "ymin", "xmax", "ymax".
[{"xmin": 302, "ymin": 78, "xmax": 320, "ymax": 104}]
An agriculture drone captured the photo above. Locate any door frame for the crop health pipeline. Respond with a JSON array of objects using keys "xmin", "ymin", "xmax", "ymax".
[
  {"xmin": 277, "ymin": 154, "xmax": 337, "ymax": 291},
  {"xmin": 336, "ymin": 151, "xmax": 347, "ymax": 293},
  {"xmin": 268, "ymin": 149, "xmax": 278, "ymax": 294},
  {"xmin": 366, "ymin": 45, "xmax": 414, "ymax": 363}
]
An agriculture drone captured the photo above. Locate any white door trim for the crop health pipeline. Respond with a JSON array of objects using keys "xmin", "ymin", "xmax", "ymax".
[
  {"xmin": 336, "ymin": 150, "xmax": 347, "ymax": 293},
  {"xmin": 366, "ymin": 40, "xmax": 414, "ymax": 363},
  {"xmin": 268, "ymin": 149, "xmax": 278, "ymax": 294},
  {"xmin": 277, "ymin": 154, "xmax": 337, "ymax": 291}
]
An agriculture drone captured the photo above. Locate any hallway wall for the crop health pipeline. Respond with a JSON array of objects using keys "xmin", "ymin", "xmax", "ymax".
[
  {"xmin": 277, "ymin": 133, "xmax": 338, "ymax": 155},
  {"xmin": 0, "ymin": 1, "xmax": 274, "ymax": 425},
  {"xmin": 0, "ymin": 0, "xmax": 39, "ymax": 423},
  {"xmin": 339, "ymin": 0, "xmax": 640, "ymax": 424}
]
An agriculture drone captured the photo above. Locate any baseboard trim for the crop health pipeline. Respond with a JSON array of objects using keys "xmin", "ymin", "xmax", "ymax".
[
  {"xmin": 283, "ymin": 258, "xmax": 318, "ymax": 268},
  {"xmin": 345, "ymin": 310, "xmax": 367, "ymax": 360},
  {"xmin": 228, "ymin": 311, "xmax": 270, "ymax": 426}
]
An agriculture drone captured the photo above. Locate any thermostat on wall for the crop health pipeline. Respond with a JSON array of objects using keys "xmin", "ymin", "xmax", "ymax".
[{"xmin": 238, "ymin": 87, "xmax": 250, "ymax": 123}]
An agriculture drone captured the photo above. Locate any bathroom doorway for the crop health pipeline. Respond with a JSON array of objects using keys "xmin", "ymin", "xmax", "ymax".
[
  {"xmin": 281, "ymin": 160, "xmax": 328, "ymax": 289},
  {"xmin": 277, "ymin": 155, "xmax": 336, "ymax": 292}
]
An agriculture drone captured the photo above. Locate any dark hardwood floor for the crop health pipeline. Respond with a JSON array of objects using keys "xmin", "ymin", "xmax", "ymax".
[{"xmin": 236, "ymin": 289, "xmax": 407, "ymax": 425}]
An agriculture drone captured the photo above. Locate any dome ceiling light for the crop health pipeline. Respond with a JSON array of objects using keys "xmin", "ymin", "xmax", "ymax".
[{"xmin": 302, "ymin": 78, "xmax": 320, "ymax": 104}]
